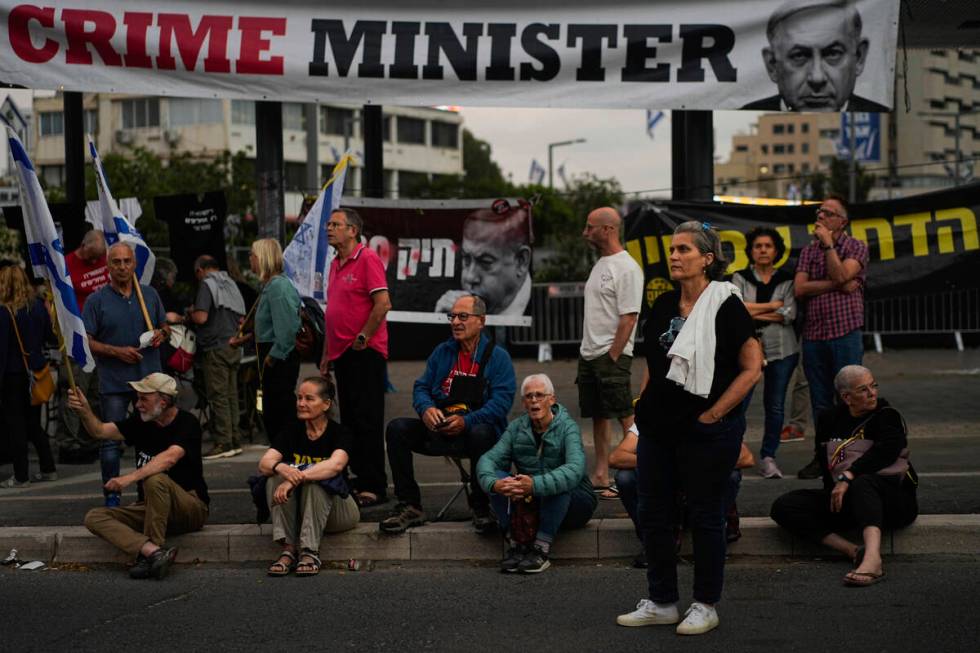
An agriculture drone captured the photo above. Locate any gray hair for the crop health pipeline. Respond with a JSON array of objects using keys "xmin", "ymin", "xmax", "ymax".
[
  {"xmin": 834, "ymin": 365, "xmax": 872, "ymax": 394},
  {"xmin": 521, "ymin": 373, "xmax": 555, "ymax": 397},
  {"xmin": 468, "ymin": 294, "xmax": 487, "ymax": 316},
  {"xmin": 333, "ymin": 208, "xmax": 364, "ymax": 238},
  {"xmin": 673, "ymin": 221, "xmax": 729, "ymax": 280},
  {"xmin": 153, "ymin": 257, "xmax": 178, "ymax": 287},
  {"xmin": 107, "ymin": 240, "xmax": 134, "ymax": 258}
]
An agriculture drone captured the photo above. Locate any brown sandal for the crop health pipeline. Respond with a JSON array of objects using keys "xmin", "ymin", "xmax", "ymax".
[
  {"xmin": 295, "ymin": 550, "xmax": 321, "ymax": 577},
  {"xmin": 267, "ymin": 550, "xmax": 297, "ymax": 577}
]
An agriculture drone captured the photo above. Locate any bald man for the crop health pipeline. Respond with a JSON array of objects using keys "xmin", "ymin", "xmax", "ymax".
[{"xmin": 578, "ymin": 207, "xmax": 644, "ymax": 494}]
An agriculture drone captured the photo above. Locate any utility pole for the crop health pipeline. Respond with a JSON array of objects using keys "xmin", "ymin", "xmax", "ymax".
[
  {"xmin": 547, "ymin": 138, "xmax": 585, "ymax": 188},
  {"xmin": 848, "ymin": 111, "xmax": 857, "ymax": 203}
]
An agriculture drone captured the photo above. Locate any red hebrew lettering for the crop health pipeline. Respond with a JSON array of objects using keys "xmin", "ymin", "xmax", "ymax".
[
  {"xmin": 158, "ymin": 14, "xmax": 233, "ymax": 73},
  {"xmin": 62, "ymin": 8, "xmax": 122, "ymax": 66},
  {"xmin": 236, "ymin": 16, "xmax": 286, "ymax": 75},
  {"xmin": 122, "ymin": 12, "xmax": 153, "ymax": 68},
  {"xmin": 8, "ymin": 4, "xmax": 59, "ymax": 64}
]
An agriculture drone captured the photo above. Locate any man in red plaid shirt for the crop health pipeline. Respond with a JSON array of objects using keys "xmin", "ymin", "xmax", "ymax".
[{"xmin": 793, "ymin": 194, "xmax": 869, "ymax": 478}]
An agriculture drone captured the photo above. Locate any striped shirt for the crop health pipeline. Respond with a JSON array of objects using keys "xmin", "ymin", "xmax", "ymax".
[{"xmin": 798, "ymin": 234, "xmax": 869, "ymax": 341}]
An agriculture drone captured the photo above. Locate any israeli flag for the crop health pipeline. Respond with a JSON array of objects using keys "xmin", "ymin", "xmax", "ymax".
[
  {"xmin": 283, "ymin": 153, "xmax": 353, "ymax": 308},
  {"xmin": 646, "ymin": 110, "xmax": 665, "ymax": 140},
  {"xmin": 5, "ymin": 127, "xmax": 95, "ymax": 372},
  {"xmin": 89, "ymin": 139, "xmax": 155, "ymax": 284}
]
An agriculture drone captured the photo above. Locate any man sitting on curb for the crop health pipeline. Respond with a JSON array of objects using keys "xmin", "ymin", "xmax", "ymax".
[
  {"xmin": 68, "ymin": 373, "xmax": 209, "ymax": 580},
  {"xmin": 381, "ymin": 294, "xmax": 516, "ymax": 535}
]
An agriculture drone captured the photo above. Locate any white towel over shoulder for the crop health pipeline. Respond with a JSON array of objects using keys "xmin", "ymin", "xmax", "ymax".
[{"xmin": 665, "ymin": 281, "xmax": 743, "ymax": 398}]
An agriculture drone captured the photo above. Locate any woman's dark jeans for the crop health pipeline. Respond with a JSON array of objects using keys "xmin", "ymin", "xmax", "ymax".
[
  {"xmin": 257, "ymin": 343, "xmax": 300, "ymax": 442},
  {"xmin": 637, "ymin": 415, "xmax": 744, "ymax": 605}
]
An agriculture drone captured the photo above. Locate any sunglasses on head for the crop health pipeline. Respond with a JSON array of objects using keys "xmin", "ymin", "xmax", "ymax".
[{"xmin": 658, "ymin": 316, "xmax": 686, "ymax": 350}]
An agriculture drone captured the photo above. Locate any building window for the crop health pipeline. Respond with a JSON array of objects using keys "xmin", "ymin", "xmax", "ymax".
[
  {"xmin": 168, "ymin": 98, "xmax": 223, "ymax": 127},
  {"xmin": 801, "ymin": 123, "xmax": 809, "ymax": 134},
  {"xmin": 787, "ymin": 143, "xmax": 795, "ymax": 154},
  {"xmin": 40, "ymin": 165, "xmax": 65, "ymax": 187},
  {"xmin": 40, "ymin": 111, "xmax": 64, "ymax": 136},
  {"xmin": 802, "ymin": 142, "xmax": 809, "ymax": 154},
  {"xmin": 787, "ymin": 124, "xmax": 795, "ymax": 134},
  {"xmin": 284, "ymin": 162, "xmax": 310, "ymax": 191},
  {"xmin": 761, "ymin": 144, "xmax": 769, "ymax": 154},
  {"xmin": 83, "ymin": 109, "xmax": 98, "ymax": 135},
  {"xmin": 231, "ymin": 100, "xmax": 255, "ymax": 125},
  {"xmin": 773, "ymin": 164, "xmax": 786, "ymax": 173},
  {"xmin": 320, "ymin": 107, "xmax": 355, "ymax": 136},
  {"xmin": 773, "ymin": 124, "xmax": 785, "ymax": 134},
  {"xmin": 383, "ymin": 116, "xmax": 392, "ymax": 142},
  {"xmin": 397, "ymin": 117, "xmax": 426, "ymax": 144},
  {"xmin": 283, "ymin": 103, "xmax": 305, "ymax": 131},
  {"xmin": 819, "ymin": 155, "xmax": 834, "ymax": 165},
  {"xmin": 788, "ymin": 163, "xmax": 795, "ymax": 173},
  {"xmin": 774, "ymin": 144, "xmax": 786, "ymax": 154},
  {"xmin": 819, "ymin": 129, "xmax": 840, "ymax": 139},
  {"xmin": 802, "ymin": 162, "xmax": 810, "ymax": 172},
  {"xmin": 121, "ymin": 98, "xmax": 160, "ymax": 129},
  {"xmin": 735, "ymin": 144, "xmax": 748, "ymax": 152},
  {"xmin": 431, "ymin": 121, "xmax": 459, "ymax": 149},
  {"xmin": 399, "ymin": 170, "xmax": 429, "ymax": 194}
]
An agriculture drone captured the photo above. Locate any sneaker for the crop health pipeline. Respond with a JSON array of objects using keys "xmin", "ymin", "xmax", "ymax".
[
  {"xmin": 378, "ymin": 502, "xmax": 426, "ymax": 534},
  {"xmin": 149, "ymin": 546, "xmax": 179, "ymax": 580},
  {"xmin": 0, "ymin": 477, "xmax": 30, "ymax": 489},
  {"xmin": 759, "ymin": 456, "xmax": 783, "ymax": 479},
  {"xmin": 129, "ymin": 554, "xmax": 153, "ymax": 579},
  {"xmin": 105, "ymin": 494, "xmax": 121, "ymax": 508},
  {"xmin": 676, "ymin": 602, "xmax": 719, "ymax": 635},
  {"xmin": 500, "ymin": 544, "xmax": 526, "ymax": 573},
  {"xmin": 780, "ymin": 425, "xmax": 805, "ymax": 442},
  {"xmin": 617, "ymin": 599, "xmax": 681, "ymax": 627},
  {"xmin": 797, "ymin": 456, "xmax": 823, "ymax": 480},
  {"xmin": 32, "ymin": 472, "xmax": 58, "ymax": 482},
  {"xmin": 471, "ymin": 507, "xmax": 497, "ymax": 535},
  {"xmin": 517, "ymin": 545, "xmax": 550, "ymax": 574},
  {"xmin": 203, "ymin": 445, "xmax": 239, "ymax": 460},
  {"xmin": 631, "ymin": 551, "xmax": 648, "ymax": 569}
]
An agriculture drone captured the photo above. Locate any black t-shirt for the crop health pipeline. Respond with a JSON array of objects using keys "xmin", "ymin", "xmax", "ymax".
[
  {"xmin": 115, "ymin": 410, "xmax": 210, "ymax": 505},
  {"xmin": 814, "ymin": 399, "xmax": 912, "ymax": 488},
  {"xmin": 636, "ymin": 290, "xmax": 754, "ymax": 439},
  {"xmin": 273, "ymin": 419, "xmax": 354, "ymax": 478}
]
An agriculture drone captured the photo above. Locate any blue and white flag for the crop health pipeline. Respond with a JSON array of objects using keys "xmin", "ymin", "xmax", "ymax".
[
  {"xmin": 283, "ymin": 152, "xmax": 353, "ymax": 307},
  {"xmin": 5, "ymin": 127, "xmax": 94, "ymax": 372},
  {"xmin": 529, "ymin": 159, "xmax": 546, "ymax": 185},
  {"xmin": 89, "ymin": 139, "xmax": 155, "ymax": 284},
  {"xmin": 646, "ymin": 110, "xmax": 665, "ymax": 140},
  {"xmin": 557, "ymin": 163, "xmax": 570, "ymax": 188}
]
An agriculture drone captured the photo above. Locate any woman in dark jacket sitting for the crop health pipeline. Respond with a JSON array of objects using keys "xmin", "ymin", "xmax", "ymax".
[{"xmin": 771, "ymin": 365, "xmax": 918, "ymax": 586}]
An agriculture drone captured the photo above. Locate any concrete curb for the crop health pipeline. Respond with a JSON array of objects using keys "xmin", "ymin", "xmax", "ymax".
[{"xmin": 1, "ymin": 515, "xmax": 977, "ymax": 564}]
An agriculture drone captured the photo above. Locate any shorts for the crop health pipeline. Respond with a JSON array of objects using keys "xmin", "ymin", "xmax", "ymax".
[{"xmin": 576, "ymin": 353, "xmax": 634, "ymax": 419}]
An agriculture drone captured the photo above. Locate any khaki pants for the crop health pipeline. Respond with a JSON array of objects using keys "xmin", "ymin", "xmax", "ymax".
[
  {"xmin": 84, "ymin": 473, "xmax": 208, "ymax": 557},
  {"xmin": 201, "ymin": 346, "xmax": 242, "ymax": 449},
  {"xmin": 267, "ymin": 476, "xmax": 360, "ymax": 553}
]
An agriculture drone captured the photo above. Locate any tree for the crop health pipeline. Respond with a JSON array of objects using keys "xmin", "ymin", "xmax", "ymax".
[
  {"xmin": 410, "ymin": 129, "xmax": 511, "ymax": 199},
  {"xmin": 827, "ymin": 158, "xmax": 875, "ymax": 203}
]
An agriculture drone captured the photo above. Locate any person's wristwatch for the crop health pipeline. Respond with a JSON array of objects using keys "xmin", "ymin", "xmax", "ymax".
[
  {"xmin": 819, "ymin": 243, "xmax": 832, "ymax": 251},
  {"xmin": 836, "ymin": 473, "xmax": 851, "ymax": 484}
]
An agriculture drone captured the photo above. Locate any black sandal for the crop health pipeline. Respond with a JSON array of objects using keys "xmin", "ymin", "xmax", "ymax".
[
  {"xmin": 295, "ymin": 550, "xmax": 321, "ymax": 577},
  {"xmin": 267, "ymin": 550, "xmax": 297, "ymax": 577}
]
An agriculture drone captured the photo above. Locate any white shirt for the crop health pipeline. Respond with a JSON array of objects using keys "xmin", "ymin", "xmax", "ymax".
[{"xmin": 580, "ymin": 250, "xmax": 644, "ymax": 360}]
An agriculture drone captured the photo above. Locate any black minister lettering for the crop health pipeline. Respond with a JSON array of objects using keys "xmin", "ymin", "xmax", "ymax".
[{"xmin": 308, "ymin": 20, "xmax": 738, "ymax": 83}]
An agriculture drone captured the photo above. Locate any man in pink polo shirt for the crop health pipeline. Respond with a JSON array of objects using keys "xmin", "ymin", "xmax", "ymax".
[{"xmin": 320, "ymin": 208, "xmax": 392, "ymax": 507}]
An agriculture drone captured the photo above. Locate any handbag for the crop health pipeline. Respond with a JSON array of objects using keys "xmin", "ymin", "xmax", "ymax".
[
  {"xmin": 165, "ymin": 324, "xmax": 197, "ymax": 373},
  {"xmin": 509, "ymin": 496, "xmax": 539, "ymax": 545},
  {"xmin": 825, "ymin": 407, "xmax": 910, "ymax": 478},
  {"xmin": 5, "ymin": 305, "xmax": 55, "ymax": 406},
  {"xmin": 735, "ymin": 442, "xmax": 756, "ymax": 470}
]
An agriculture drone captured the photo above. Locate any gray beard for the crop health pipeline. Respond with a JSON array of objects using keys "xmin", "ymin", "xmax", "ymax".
[{"xmin": 139, "ymin": 405, "xmax": 164, "ymax": 422}]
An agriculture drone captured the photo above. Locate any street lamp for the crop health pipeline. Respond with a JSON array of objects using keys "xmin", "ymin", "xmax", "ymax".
[{"xmin": 547, "ymin": 138, "xmax": 586, "ymax": 188}]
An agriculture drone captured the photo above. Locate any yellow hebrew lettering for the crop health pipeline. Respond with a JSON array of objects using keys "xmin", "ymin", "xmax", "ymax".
[
  {"xmin": 934, "ymin": 207, "xmax": 979, "ymax": 253},
  {"xmin": 643, "ymin": 236, "xmax": 661, "ymax": 264},
  {"xmin": 626, "ymin": 239, "xmax": 642, "ymax": 266},
  {"xmin": 892, "ymin": 212, "xmax": 932, "ymax": 257},
  {"xmin": 774, "ymin": 226, "xmax": 792, "ymax": 268},
  {"xmin": 661, "ymin": 235, "xmax": 673, "ymax": 261},
  {"xmin": 719, "ymin": 230, "xmax": 748, "ymax": 275},
  {"xmin": 849, "ymin": 218, "xmax": 895, "ymax": 261}
]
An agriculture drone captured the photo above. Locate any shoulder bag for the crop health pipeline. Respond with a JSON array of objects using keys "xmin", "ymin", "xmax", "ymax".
[
  {"xmin": 6, "ymin": 305, "xmax": 56, "ymax": 406},
  {"xmin": 825, "ymin": 407, "xmax": 910, "ymax": 478}
]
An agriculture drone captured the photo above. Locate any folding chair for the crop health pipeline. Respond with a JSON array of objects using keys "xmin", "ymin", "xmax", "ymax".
[{"xmin": 434, "ymin": 457, "xmax": 471, "ymax": 522}]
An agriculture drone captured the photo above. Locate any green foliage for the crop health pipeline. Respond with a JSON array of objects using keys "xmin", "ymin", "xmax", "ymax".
[
  {"xmin": 828, "ymin": 158, "xmax": 875, "ymax": 203},
  {"xmin": 0, "ymin": 225, "xmax": 21, "ymax": 262}
]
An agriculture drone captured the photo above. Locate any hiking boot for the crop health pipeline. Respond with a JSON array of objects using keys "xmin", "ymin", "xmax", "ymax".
[
  {"xmin": 517, "ymin": 545, "xmax": 550, "ymax": 574},
  {"xmin": 797, "ymin": 456, "xmax": 823, "ymax": 479},
  {"xmin": 676, "ymin": 602, "xmax": 719, "ymax": 635},
  {"xmin": 203, "ymin": 445, "xmax": 240, "ymax": 460},
  {"xmin": 378, "ymin": 503, "xmax": 426, "ymax": 534},
  {"xmin": 149, "ymin": 546, "xmax": 179, "ymax": 580},
  {"xmin": 616, "ymin": 599, "xmax": 680, "ymax": 627},
  {"xmin": 471, "ymin": 507, "xmax": 497, "ymax": 535},
  {"xmin": 500, "ymin": 544, "xmax": 526, "ymax": 573},
  {"xmin": 759, "ymin": 456, "xmax": 783, "ymax": 479},
  {"xmin": 129, "ymin": 554, "xmax": 153, "ymax": 579},
  {"xmin": 780, "ymin": 425, "xmax": 805, "ymax": 442}
]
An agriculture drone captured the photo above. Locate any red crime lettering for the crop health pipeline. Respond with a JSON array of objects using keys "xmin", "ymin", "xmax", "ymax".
[
  {"xmin": 122, "ymin": 12, "xmax": 153, "ymax": 68},
  {"xmin": 236, "ymin": 16, "xmax": 285, "ymax": 75},
  {"xmin": 8, "ymin": 4, "xmax": 58, "ymax": 63},
  {"xmin": 62, "ymin": 8, "xmax": 122, "ymax": 66},
  {"xmin": 158, "ymin": 14, "xmax": 233, "ymax": 73}
]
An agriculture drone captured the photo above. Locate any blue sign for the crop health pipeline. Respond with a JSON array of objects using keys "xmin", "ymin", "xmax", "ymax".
[{"xmin": 837, "ymin": 112, "xmax": 881, "ymax": 162}]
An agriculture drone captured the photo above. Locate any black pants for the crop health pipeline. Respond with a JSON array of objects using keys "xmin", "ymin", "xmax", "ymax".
[
  {"xmin": 334, "ymin": 347, "xmax": 388, "ymax": 497},
  {"xmin": 258, "ymin": 344, "xmax": 300, "ymax": 443},
  {"xmin": 3, "ymin": 373, "xmax": 56, "ymax": 482},
  {"xmin": 386, "ymin": 417, "xmax": 497, "ymax": 511},
  {"xmin": 771, "ymin": 474, "xmax": 918, "ymax": 542}
]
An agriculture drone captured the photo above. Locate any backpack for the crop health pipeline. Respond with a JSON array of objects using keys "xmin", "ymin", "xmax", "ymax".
[{"xmin": 294, "ymin": 296, "xmax": 325, "ymax": 362}]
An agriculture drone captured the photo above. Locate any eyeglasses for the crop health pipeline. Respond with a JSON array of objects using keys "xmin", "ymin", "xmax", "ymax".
[
  {"xmin": 325, "ymin": 221, "xmax": 349, "ymax": 230},
  {"xmin": 447, "ymin": 312, "xmax": 483, "ymax": 322},
  {"xmin": 658, "ymin": 316, "xmax": 686, "ymax": 350},
  {"xmin": 848, "ymin": 382, "xmax": 879, "ymax": 396},
  {"xmin": 815, "ymin": 207, "xmax": 844, "ymax": 219},
  {"xmin": 523, "ymin": 392, "xmax": 552, "ymax": 402}
]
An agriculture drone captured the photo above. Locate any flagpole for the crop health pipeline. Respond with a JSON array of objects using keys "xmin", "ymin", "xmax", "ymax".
[
  {"xmin": 131, "ymin": 274, "xmax": 154, "ymax": 331},
  {"xmin": 43, "ymin": 281, "xmax": 77, "ymax": 391}
]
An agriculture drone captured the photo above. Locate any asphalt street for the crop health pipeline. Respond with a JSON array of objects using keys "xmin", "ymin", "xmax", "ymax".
[{"xmin": 3, "ymin": 557, "xmax": 979, "ymax": 652}]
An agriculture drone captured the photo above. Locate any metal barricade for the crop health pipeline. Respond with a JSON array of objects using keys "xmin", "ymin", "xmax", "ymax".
[
  {"xmin": 865, "ymin": 288, "xmax": 979, "ymax": 351},
  {"xmin": 507, "ymin": 282, "xmax": 586, "ymax": 345}
]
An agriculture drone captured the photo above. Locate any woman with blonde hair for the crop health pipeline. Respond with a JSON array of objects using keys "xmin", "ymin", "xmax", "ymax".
[
  {"xmin": 0, "ymin": 263, "xmax": 57, "ymax": 487},
  {"xmin": 235, "ymin": 239, "xmax": 301, "ymax": 440}
]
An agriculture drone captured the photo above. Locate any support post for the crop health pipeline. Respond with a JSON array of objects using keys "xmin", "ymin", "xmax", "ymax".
[
  {"xmin": 304, "ymin": 103, "xmax": 320, "ymax": 191},
  {"xmin": 255, "ymin": 101, "xmax": 285, "ymax": 243},
  {"xmin": 63, "ymin": 92, "xmax": 85, "ymax": 206},
  {"xmin": 362, "ymin": 105, "xmax": 384, "ymax": 199},
  {"xmin": 670, "ymin": 111, "xmax": 713, "ymax": 200}
]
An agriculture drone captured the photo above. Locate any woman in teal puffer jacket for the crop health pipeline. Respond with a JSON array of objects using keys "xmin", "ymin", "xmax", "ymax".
[{"xmin": 477, "ymin": 373, "xmax": 596, "ymax": 574}]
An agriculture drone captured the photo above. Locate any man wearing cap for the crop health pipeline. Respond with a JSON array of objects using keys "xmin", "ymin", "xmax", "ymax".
[{"xmin": 68, "ymin": 373, "xmax": 209, "ymax": 580}]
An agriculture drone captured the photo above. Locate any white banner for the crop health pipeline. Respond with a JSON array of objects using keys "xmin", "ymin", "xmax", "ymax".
[{"xmin": 0, "ymin": 0, "xmax": 899, "ymax": 111}]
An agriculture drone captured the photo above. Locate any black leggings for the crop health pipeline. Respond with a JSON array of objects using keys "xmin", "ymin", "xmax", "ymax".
[
  {"xmin": 257, "ymin": 344, "xmax": 300, "ymax": 443},
  {"xmin": 771, "ymin": 474, "xmax": 918, "ymax": 542}
]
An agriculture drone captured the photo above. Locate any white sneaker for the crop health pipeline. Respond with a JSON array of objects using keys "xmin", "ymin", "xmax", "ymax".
[
  {"xmin": 616, "ymin": 599, "xmax": 680, "ymax": 627},
  {"xmin": 759, "ymin": 456, "xmax": 784, "ymax": 479},
  {"xmin": 676, "ymin": 602, "xmax": 719, "ymax": 635}
]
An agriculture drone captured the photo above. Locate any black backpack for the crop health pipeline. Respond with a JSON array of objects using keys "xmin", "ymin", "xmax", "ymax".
[{"xmin": 294, "ymin": 296, "xmax": 325, "ymax": 362}]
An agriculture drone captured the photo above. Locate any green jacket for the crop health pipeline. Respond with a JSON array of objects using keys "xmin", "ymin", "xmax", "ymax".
[
  {"xmin": 477, "ymin": 403, "xmax": 590, "ymax": 497},
  {"xmin": 255, "ymin": 274, "xmax": 301, "ymax": 360}
]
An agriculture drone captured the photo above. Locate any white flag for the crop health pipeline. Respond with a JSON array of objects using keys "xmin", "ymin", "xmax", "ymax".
[
  {"xmin": 6, "ymin": 127, "xmax": 94, "ymax": 372},
  {"xmin": 283, "ymin": 153, "xmax": 353, "ymax": 307},
  {"xmin": 89, "ymin": 139, "xmax": 155, "ymax": 284}
]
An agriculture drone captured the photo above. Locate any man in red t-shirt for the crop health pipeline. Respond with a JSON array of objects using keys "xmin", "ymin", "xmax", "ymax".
[{"xmin": 58, "ymin": 228, "xmax": 108, "ymax": 463}]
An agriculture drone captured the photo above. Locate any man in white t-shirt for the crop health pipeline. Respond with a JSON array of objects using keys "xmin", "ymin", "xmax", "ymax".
[{"xmin": 578, "ymin": 207, "xmax": 644, "ymax": 496}]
